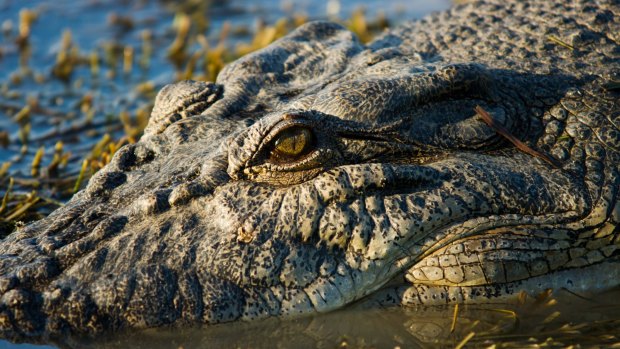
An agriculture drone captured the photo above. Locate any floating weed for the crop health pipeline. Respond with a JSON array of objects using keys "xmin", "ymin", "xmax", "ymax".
[
  {"xmin": 0, "ymin": 131, "xmax": 9, "ymax": 147},
  {"xmin": 73, "ymin": 159, "xmax": 89, "ymax": 194},
  {"xmin": 462, "ymin": 319, "xmax": 480, "ymax": 335},
  {"xmin": 120, "ymin": 107, "xmax": 150, "ymax": 140},
  {"xmin": 89, "ymin": 50, "xmax": 100, "ymax": 77},
  {"xmin": 180, "ymin": 50, "xmax": 202, "ymax": 81},
  {"xmin": 123, "ymin": 46, "xmax": 134, "ymax": 75},
  {"xmin": 13, "ymin": 104, "xmax": 30, "ymax": 123},
  {"xmin": 135, "ymin": 81, "xmax": 156, "ymax": 96},
  {"xmin": 52, "ymin": 30, "xmax": 81, "ymax": 82},
  {"xmin": 92, "ymin": 133, "xmax": 112, "ymax": 157},
  {"xmin": 80, "ymin": 94, "xmax": 93, "ymax": 114},
  {"xmin": 18, "ymin": 122, "xmax": 30, "ymax": 146},
  {"xmin": 168, "ymin": 13, "xmax": 191, "ymax": 67},
  {"xmin": 140, "ymin": 30, "xmax": 153, "ymax": 69},
  {"xmin": 542, "ymin": 311, "xmax": 561, "ymax": 324},
  {"xmin": 219, "ymin": 21, "xmax": 231, "ymax": 45},
  {"xmin": 204, "ymin": 43, "xmax": 226, "ymax": 82},
  {"xmin": 16, "ymin": 8, "xmax": 37, "ymax": 48},
  {"xmin": 347, "ymin": 8, "xmax": 388, "ymax": 43},
  {"xmin": 490, "ymin": 308, "xmax": 518, "ymax": 318},
  {"xmin": 235, "ymin": 18, "xmax": 297, "ymax": 58},
  {"xmin": 0, "ymin": 177, "xmax": 14, "ymax": 215},
  {"xmin": 103, "ymin": 41, "xmax": 123, "ymax": 78},
  {"xmin": 454, "ymin": 331, "xmax": 476, "ymax": 349},
  {"xmin": 88, "ymin": 133, "xmax": 115, "ymax": 171},
  {"xmin": 47, "ymin": 141, "xmax": 70, "ymax": 177},
  {"xmin": 450, "ymin": 303, "xmax": 459, "ymax": 333},
  {"xmin": 0, "ymin": 163, "xmax": 11, "ymax": 178},
  {"xmin": 30, "ymin": 146, "xmax": 44, "ymax": 177},
  {"xmin": 4, "ymin": 191, "xmax": 40, "ymax": 222},
  {"xmin": 545, "ymin": 298, "xmax": 557, "ymax": 307},
  {"xmin": 293, "ymin": 13, "xmax": 308, "ymax": 27},
  {"xmin": 105, "ymin": 137, "xmax": 129, "ymax": 162},
  {"xmin": 348, "ymin": 8, "xmax": 369, "ymax": 42}
]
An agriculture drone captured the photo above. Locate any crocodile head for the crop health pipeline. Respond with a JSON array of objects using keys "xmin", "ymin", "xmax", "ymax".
[{"xmin": 1, "ymin": 0, "xmax": 619, "ymax": 338}]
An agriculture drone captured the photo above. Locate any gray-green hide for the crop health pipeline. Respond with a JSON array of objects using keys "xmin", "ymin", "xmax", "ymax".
[{"xmin": 0, "ymin": 0, "xmax": 619, "ymax": 339}]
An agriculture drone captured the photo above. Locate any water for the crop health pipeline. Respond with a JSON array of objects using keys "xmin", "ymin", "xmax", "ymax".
[
  {"xmin": 1, "ymin": 0, "xmax": 619, "ymax": 348},
  {"xmin": 3, "ymin": 289, "xmax": 620, "ymax": 348}
]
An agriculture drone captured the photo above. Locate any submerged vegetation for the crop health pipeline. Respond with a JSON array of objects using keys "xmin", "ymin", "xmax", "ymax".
[{"xmin": 0, "ymin": 2, "xmax": 390, "ymax": 236}]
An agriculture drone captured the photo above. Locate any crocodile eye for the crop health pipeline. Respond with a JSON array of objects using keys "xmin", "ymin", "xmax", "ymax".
[{"xmin": 270, "ymin": 126, "xmax": 315, "ymax": 162}]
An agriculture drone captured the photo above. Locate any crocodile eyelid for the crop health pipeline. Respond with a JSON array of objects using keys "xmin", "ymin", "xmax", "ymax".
[{"xmin": 250, "ymin": 119, "xmax": 319, "ymax": 162}]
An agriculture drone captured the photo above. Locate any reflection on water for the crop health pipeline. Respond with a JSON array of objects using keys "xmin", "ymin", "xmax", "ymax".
[{"xmin": 4, "ymin": 288, "xmax": 617, "ymax": 348}]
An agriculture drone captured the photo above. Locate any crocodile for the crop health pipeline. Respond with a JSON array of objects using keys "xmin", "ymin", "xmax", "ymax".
[{"xmin": 1, "ymin": 0, "xmax": 619, "ymax": 340}]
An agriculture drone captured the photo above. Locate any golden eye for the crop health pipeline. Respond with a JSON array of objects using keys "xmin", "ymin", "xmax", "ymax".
[{"xmin": 271, "ymin": 127, "xmax": 315, "ymax": 160}]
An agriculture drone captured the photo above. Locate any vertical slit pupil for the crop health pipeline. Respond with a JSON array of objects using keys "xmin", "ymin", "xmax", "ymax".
[{"xmin": 272, "ymin": 127, "xmax": 314, "ymax": 159}]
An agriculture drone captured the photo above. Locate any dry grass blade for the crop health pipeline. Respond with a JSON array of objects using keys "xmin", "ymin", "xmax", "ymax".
[
  {"xmin": 454, "ymin": 331, "xmax": 476, "ymax": 349},
  {"xmin": 546, "ymin": 35, "xmax": 575, "ymax": 51},
  {"xmin": 451, "ymin": 303, "xmax": 459, "ymax": 333},
  {"xmin": 37, "ymin": 194, "xmax": 64, "ymax": 207},
  {"xmin": 123, "ymin": 46, "xmax": 134, "ymax": 74},
  {"xmin": 5, "ymin": 195, "xmax": 40, "ymax": 221},
  {"xmin": 31, "ymin": 146, "xmax": 44, "ymax": 177},
  {"xmin": 542, "ymin": 311, "xmax": 561, "ymax": 324},
  {"xmin": 0, "ymin": 162, "xmax": 11, "ymax": 178},
  {"xmin": 0, "ymin": 177, "xmax": 14, "ymax": 215},
  {"xmin": 490, "ymin": 309, "xmax": 518, "ymax": 318},
  {"xmin": 73, "ymin": 159, "xmax": 89, "ymax": 194},
  {"xmin": 475, "ymin": 106, "xmax": 562, "ymax": 169},
  {"xmin": 13, "ymin": 105, "xmax": 31, "ymax": 123}
]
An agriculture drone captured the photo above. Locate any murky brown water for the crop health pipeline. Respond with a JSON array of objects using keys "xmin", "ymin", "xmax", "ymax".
[
  {"xmin": 1, "ymin": 1, "xmax": 619, "ymax": 348},
  {"xmin": 6, "ymin": 288, "xmax": 620, "ymax": 349}
]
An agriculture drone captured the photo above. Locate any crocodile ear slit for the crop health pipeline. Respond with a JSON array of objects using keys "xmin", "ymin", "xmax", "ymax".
[{"xmin": 143, "ymin": 80, "xmax": 223, "ymax": 137}]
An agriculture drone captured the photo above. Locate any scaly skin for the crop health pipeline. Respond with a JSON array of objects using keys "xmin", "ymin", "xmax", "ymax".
[{"xmin": 0, "ymin": 0, "xmax": 619, "ymax": 339}]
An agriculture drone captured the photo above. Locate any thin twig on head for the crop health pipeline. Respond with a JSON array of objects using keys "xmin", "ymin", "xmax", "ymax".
[{"xmin": 475, "ymin": 106, "xmax": 562, "ymax": 169}]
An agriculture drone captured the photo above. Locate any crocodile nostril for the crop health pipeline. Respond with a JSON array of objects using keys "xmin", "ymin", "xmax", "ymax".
[
  {"xmin": 110, "ymin": 143, "xmax": 156, "ymax": 172},
  {"xmin": 85, "ymin": 171, "xmax": 127, "ymax": 198}
]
